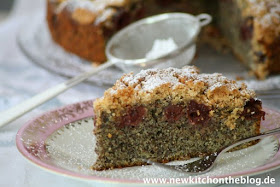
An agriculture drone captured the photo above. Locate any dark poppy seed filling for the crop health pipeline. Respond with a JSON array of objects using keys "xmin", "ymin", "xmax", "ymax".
[{"xmin": 93, "ymin": 66, "xmax": 264, "ymax": 170}]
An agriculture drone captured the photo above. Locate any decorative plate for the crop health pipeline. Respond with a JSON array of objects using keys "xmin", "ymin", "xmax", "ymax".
[{"xmin": 16, "ymin": 100, "xmax": 280, "ymax": 186}]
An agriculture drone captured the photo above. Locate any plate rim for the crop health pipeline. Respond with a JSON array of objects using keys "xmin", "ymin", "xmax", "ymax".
[
  {"xmin": 16, "ymin": 99, "xmax": 280, "ymax": 184},
  {"xmin": 16, "ymin": 18, "xmax": 120, "ymax": 87}
]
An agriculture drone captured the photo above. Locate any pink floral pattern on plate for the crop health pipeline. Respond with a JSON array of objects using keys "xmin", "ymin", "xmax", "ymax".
[{"xmin": 16, "ymin": 100, "xmax": 280, "ymax": 184}]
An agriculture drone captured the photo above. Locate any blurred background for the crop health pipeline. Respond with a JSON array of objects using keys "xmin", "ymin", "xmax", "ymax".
[{"xmin": 0, "ymin": 0, "xmax": 14, "ymax": 22}]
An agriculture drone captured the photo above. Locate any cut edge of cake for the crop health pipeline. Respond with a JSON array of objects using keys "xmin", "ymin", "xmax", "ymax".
[{"xmin": 92, "ymin": 66, "xmax": 265, "ymax": 170}]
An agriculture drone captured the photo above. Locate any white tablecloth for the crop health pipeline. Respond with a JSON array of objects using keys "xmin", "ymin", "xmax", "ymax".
[{"xmin": 0, "ymin": 1, "xmax": 280, "ymax": 186}]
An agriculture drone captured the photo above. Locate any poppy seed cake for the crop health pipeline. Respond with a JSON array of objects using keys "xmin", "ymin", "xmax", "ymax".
[{"xmin": 92, "ymin": 66, "xmax": 265, "ymax": 170}]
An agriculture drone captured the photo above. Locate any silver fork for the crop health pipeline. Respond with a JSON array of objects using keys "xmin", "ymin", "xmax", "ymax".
[{"xmin": 145, "ymin": 127, "xmax": 280, "ymax": 174}]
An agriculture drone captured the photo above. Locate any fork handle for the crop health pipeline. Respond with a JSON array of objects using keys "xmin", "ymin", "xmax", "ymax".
[
  {"xmin": 222, "ymin": 127, "xmax": 280, "ymax": 154},
  {"xmin": 0, "ymin": 61, "xmax": 114, "ymax": 128}
]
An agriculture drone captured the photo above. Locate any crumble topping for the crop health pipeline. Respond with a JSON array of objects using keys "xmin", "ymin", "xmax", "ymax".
[
  {"xmin": 115, "ymin": 66, "xmax": 254, "ymax": 98},
  {"xmin": 242, "ymin": 0, "xmax": 280, "ymax": 43},
  {"xmin": 248, "ymin": 0, "xmax": 280, "ymax": 27},
  {"xmin": 94, "ymin": 66, "xmax": 258, "ymax": 129},
  {"xmin": 52, "ymin": 0, "xmax": 133, "ymax": 24}
]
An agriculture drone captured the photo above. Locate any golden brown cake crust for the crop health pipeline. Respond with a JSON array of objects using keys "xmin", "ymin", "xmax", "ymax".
[
  {"xmin": 92, "ymin": 66, "xmax": 264, "ymax": 170},
  {"xmin": 47, "ymin": 0, "xmax": 143, "ymax": 63},
  {"xmin": 94, "ymin": 66, "xmax": 256, "ymax": 129},
  {"xmin": 47, "ymin": 0, "xmax": 107, "ymax": 63}
]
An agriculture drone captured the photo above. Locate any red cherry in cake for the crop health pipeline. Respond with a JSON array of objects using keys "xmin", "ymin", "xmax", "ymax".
[
  {"xmin": 187, "ymin": 100, "xmax": 210, "ymax": 125},
  {"xmin": 164, "ymin": 104, "xmax": 184, "ymax": 123}
]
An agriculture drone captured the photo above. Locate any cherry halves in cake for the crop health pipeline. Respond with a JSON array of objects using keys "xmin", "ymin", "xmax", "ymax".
[{"xmin": 92, "ymin": 66, "xmax": 265, "ymax": 170}]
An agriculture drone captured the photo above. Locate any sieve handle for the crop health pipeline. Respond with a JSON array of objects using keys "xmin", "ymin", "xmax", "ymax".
[
  {"xmin": 0, "ymin": 61, "xmax": 114, "ymax": 128},
  {"xmin": 197, "ymin": 14, "xmax": 212, "ymax": 27}
]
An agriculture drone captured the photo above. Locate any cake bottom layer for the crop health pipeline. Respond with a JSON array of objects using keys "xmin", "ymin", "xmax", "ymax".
[{"xmin": 93, "ymin": 103, "xmax": 260, "ymax": 170}]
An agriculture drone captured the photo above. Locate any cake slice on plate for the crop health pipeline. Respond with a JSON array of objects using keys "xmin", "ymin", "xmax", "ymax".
[{"xmin": 92, "ymin": 66, "xmax": 265, "ymax": 170}]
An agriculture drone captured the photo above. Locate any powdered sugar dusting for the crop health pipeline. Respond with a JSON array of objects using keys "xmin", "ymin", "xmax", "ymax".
[
  {"xmin": 44, "ymin": 117, "xmax": 279, "ymax": 181},
  {"xmin": 59, "ymin": 0, "xmax": 127, "ymax": 12},
  {"xmin": 121, "ymin": 67, "xmax": 198, "ymax": 91},
  {"xmin": 116, "ymin": 66, "xmax": 254, "ymax": 97},
  {"xmin": 250, "ymin": 0, "xmax": 280, "ymax": 27},
  {"xmin": 136, "ymin": 70, "xmax": 180, "ymax": 91},
  {"xmin": 55, "ymin": 0, "xmax": 128, "ymax": 24},
  {"xmin": 145, "ymin": 38, "xmax": 178, "ymax": 59}
]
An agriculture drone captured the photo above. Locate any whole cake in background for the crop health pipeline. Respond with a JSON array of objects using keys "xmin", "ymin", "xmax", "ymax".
[
  {"xmin": 47, "ymin": 0, "xmax": 145, "ymax": 63},
  {"xmin": 47, "ymin": 0, "xmax": 280, "ymax": 79},
  {"xmin": 219, "ymin": 0, "xmax": 280, "ymax": 79},
  {"xmin": 92, "ymin": 66, "xmax": 265, "ymax": 170}
]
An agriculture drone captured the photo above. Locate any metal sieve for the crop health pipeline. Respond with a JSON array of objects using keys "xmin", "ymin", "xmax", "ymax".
[
  {"xmin": 0, "ymin": 13, "xmax": 212, "ymax": 128},
  {"xmin": 107, "ymin": 13, "xmax": 212, "ymax": 72}
]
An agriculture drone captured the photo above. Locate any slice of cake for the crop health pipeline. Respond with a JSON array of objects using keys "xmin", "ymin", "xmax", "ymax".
[{"xmin": 92, "ymin": 66, "xmax": 265, "ymax": 170}]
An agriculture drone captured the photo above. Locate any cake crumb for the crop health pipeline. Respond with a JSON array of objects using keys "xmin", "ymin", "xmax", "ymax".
[{"xmin": 108, "ymin": 133, "xmax": 112, "ymax": 138}]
